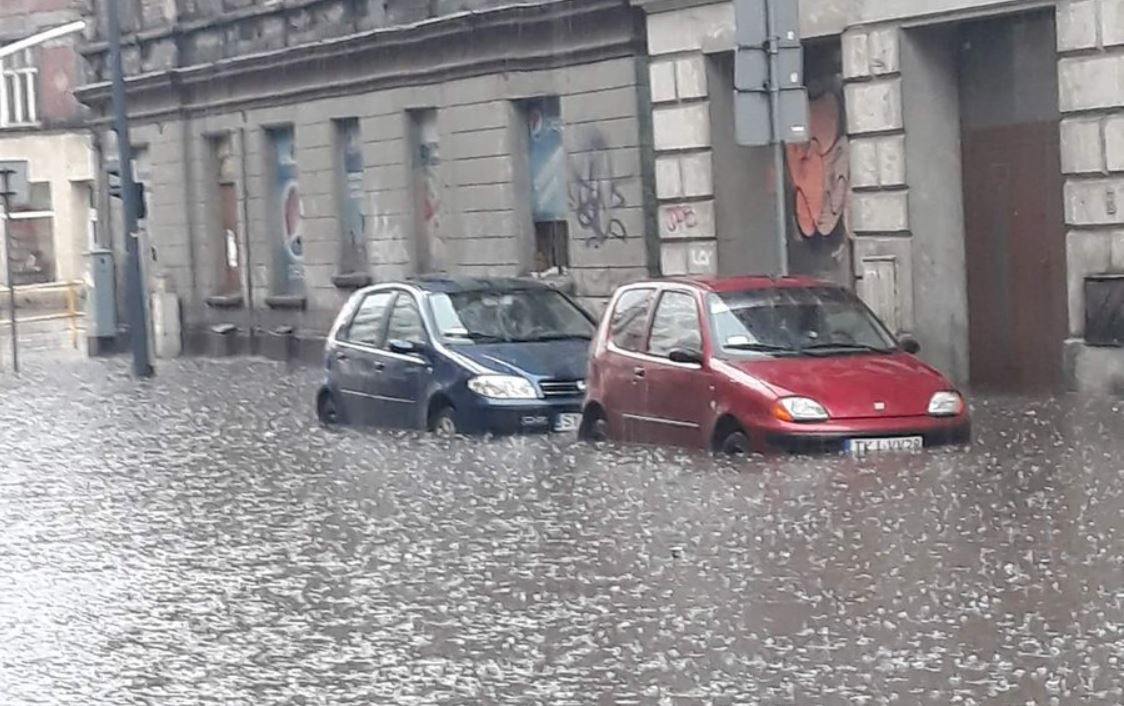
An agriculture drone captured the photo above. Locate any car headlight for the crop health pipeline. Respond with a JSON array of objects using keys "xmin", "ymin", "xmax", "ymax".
[
  {"xmin": 928, "ymin": 391, "xmax": 964, "ymax": 417},
  {"xmin": 773, "ymin": 396, "xmax": 829, "ymax": 422},
  {"xmin": 467, "ymin": 375, "xmax": 539, "ymax": 400}
]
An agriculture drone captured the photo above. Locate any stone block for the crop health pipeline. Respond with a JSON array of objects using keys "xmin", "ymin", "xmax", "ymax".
[
  {"xmin": 571, "ymin": 266, "xmax": 649, "ymax": 298},
  {"xmin": 647, "ymin": 3, "xmax": 735, "ymax": 56},
  {"xmin": 660, "ymin": 239, "xmax": 717, "ymax": 276},
  {"xmin": 675, "ymin": 55, "xmax": 708, "ymax": 100},
  {"xmin": 655, "ymin": 156, "xmax": 682, "ymax": 199},
  {"xmin": 461, "ymin": 210, "xmax": 517, "ymax": 239},
  {"xmin": 852, "ymin": 190, "xmax": 909, "ymax": 233},
  {"xmin": 448, "ymin": 127, "xmax": 509, "ymax": 160},
  {"xmin": 868, "ymin": 27, "xmax": 900, "ymax": 76},
  {"xmin": 1057, "ymin": 0, "xmax": 1099, "ymax": 51},
  {"xmin": 1106, "ymin": 114, "xmax": 1124, "ymax": 171},
  {"xmin": 1061, "ymin": 117, "xmax": 1107, "ymax": 173},
  {"xmin": 563, "ymin": 87, "xmax": 638, "ymax": 124},
  {"xmin": 842, "ymin": 29, "xmax": 870, "ymax": 80},
  {"xmin": 560, "ymin": 58, "xmax": 637, "ymax": 95},
  {"xmin": 1059, "ymin": 55, "xmax": 1124, "ymax": 112},
  {"xmin": 457, "ymin": 237, "xmax": 519, "ymax": 267},
  {"xmin": 852, "ymin": 236, "xmax": 914, "ymax": 333},
  {"xmin": 451, "ymin": 155, "xmax": 514, "ymax": 186},
  {"xmin": 1105, "ymin": 0, "xmax": 1124, "ymax": 47},
  {"xmin": 658, "ymin": 200, "xmax": 716, "ymax": 240},
  {"xmin": 1066, "ymin": 229, "xmax": 1113, "ymax": 335},
  {"xmin": 1064, "ymin": 177, "xmax": 1124, "ymax": 226},
  {"xmin": 681, "ymin": 151, "xmax": 714, "ymax": 197},
  {"xmin": 850, "ymin": 135, "xmax": 905, "ymax": 188},
  {"xmin": 649, "ymin": 60, "xmax": 677, "ymax": 104},
  {"xmin": 1069, "ymin": 341, "xmax": 1124, "ymax": 395},
  {"xmin": 457, "ymin": 183, "xmax": 515, "ymax": 212},
  {"xmin": 653, "ymin": 103, "xmax": 711, "ymax": 151},
  {"xmin": 845, "ymin": 79, "xmax": 903, "ymax": 134}
]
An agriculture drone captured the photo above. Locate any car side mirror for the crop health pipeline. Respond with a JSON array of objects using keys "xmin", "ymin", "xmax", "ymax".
[
  {"xmin": 899, "ymin": 335, "xmax": 921, "ymax": 355},
  {"xmin": 668, "ymin": 347, "xmax": 704, "ymax": 365},
  {"xmin": 389, "ymin": 338, "xmax": 426, "ymax": 356}
]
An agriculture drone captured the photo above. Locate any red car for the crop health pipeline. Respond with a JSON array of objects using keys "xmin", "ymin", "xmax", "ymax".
[{"xmin": 579, "ymin": 276, "xmax": 970, "ymax": 455}]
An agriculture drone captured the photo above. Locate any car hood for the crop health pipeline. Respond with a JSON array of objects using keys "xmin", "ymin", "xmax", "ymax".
[
  {"xmin": 451, "ymin": 339, "xmax": 591, "ymax": 380},
  {"xmin": 733, "ymin": 352, "xmax": 955, "ymax": 419}
]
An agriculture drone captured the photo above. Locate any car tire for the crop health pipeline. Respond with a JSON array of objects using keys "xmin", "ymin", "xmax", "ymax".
[
  {"xmin": 579, "ymin": 408, "xmax": 609, "ymax": 443},
  {"xmin": 717, "ymin": 429, "xmax": 752, "ymax": 456},
  {"xmin": 317, "ymin": 391, "xmax": 343, "ymax": 428},
  {"xmin": 430, "ymin": 406, "xmax": 458, "ymax": 438}
]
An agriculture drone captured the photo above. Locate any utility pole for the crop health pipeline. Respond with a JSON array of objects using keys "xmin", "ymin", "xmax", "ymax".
[
  {"xmin": 0, "ymin": 169, "xmax": 19, "ymax": 374},
  {"xmin": 733, "ymin": 0, "xmax": 809, "ymax": 276},
  {"xmin": 106, "ymin": 0, "xmax": 153, "ymax": 378}
]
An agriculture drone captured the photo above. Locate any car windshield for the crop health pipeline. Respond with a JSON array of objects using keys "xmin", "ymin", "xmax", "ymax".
[
  {"xmin": 429, "ymin": 288, "xmax": 595, "ymax": 344},
  {"xmin": 708, "ymin": 286, "xmax": 897, "ymax": 356}
]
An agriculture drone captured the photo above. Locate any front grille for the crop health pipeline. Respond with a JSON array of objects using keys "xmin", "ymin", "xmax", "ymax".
[{"xmin": 539, "ymin": 379, "xmax": 584, "ymax": 398}]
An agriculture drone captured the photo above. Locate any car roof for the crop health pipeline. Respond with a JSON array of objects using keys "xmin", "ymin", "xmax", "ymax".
[
  {"xmin": 402, "ymin": 274, "xmax": 556, "ymax": 294},
  {"xmin": 644, "ymin": 275, "xmax": 836, "ymax": 293}
]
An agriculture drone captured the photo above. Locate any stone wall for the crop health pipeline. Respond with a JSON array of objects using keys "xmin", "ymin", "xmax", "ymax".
[
  {"xmin": 84, "ymin": 1, "xmax": 652, "ymax": 346},
  {"xmin": 1056, "ymin": 0, "xmax": 1124, "ymax": 390}
]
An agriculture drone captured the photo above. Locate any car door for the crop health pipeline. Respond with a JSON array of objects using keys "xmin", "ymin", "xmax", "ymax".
[
  {"xmin": 640, "ymin": 289, "xmax": 712, "ymax": 449},
  {"xmin": 373, "ymin": 290, "xmax": 433, "ymax": 429},
  {"xmin": 602, "ymin": 287, "xmax": 656, "ymax": 443},
  {"xmin": 334, "ymin": 290, "xmax": 395, "ymax": 426}
]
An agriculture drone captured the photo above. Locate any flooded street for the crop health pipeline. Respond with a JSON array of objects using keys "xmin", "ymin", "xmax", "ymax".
[{"xmin": 2, "ymin": 357, "xmax": 1124, "ymax": 704}]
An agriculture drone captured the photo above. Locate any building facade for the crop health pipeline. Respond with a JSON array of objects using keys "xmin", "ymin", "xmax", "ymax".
[
  {"xmin": 0, "ymin": 0, "xmax": 95, "ymax": 287},
  {"xmin": 632, "ymin": 0, "xmax": 1124, "ymax": 393},
  {"xmin": 76, "ymin": 0, "xmax": 1124, "ymax": 393},
  {"xmin": 77, "ymin": 0, "xmax": 657, "ymax": 357}
]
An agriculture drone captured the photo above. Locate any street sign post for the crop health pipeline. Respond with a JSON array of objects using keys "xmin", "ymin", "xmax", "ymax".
[
  {"xmin": 0, "ymin": 161, "xmax": 29, "ymax": 373},
  {"xmin": 734, "ymin": 0, "xmax": 808, "ymax": 275}
]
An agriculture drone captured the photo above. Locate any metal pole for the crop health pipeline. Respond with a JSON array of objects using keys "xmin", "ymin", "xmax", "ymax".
[
  {"xmin": 765, "ymin": 0, "xmax": 790, "ymax": 276},
  {"xmin": 1, "ymin": 170, "xmax": 18, "ymax": 373},
  {"xmin": 107, "ymin": 0, "xmax": 153, "ymax": 378}
]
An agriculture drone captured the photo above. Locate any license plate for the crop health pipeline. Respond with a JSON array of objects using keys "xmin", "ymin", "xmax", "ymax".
[
  {"xmin": 554, "ymin": 413, "xmax": 582, "ymax": 433},
  {"xmin": 847, "ymin": 436, "xmax": 923, "ymax": 456}
]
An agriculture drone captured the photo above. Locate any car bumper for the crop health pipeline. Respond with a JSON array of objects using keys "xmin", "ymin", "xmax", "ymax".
[
  {"xmin": 456, "ymin": 396, "xmax": 585, "ymax": 436},
  {"xmin": 759, "ymin": 415, "xmax": 972, "ymax": 455}
]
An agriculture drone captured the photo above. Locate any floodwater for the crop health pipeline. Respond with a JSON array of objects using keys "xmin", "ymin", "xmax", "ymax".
[{"xmin": 1, "ymin": 357, "xmax": 1123, "ymax": 704}]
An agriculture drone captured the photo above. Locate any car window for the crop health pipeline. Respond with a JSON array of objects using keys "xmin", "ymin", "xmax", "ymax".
[
  {"xmin": 610, "ymin": 288, "xmax": 654, "ymax": 352},
  {"xmin": 647, "ymin": 291, "xmax": 701, "ymax": 358},
  {"xmin": 385, "ymin": 294, "xmax": 426, "ymax": 345},
  {"xmin": 343, "ymin": 291, "xmax": 394, "ymax": 347}
]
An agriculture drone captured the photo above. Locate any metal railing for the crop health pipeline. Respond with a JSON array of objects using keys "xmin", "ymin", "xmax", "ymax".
[{"xmin": 0, "ymin": 279, "xmax": 85, "ymax": 352}]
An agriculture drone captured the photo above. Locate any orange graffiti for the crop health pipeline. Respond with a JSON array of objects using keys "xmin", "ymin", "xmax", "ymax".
[{"xmin": 786, "ymin": 92, "xmax": 850, "ymax": 239}]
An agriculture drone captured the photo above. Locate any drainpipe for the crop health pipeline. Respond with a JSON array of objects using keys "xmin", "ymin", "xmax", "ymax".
[{"xmin": 238, "ymin": 126, "xmax": 256, "ymax": 353}]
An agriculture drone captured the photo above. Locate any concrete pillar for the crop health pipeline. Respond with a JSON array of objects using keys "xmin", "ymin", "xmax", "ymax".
[
  {"xmin": 842, "ymin": 25, "xmax": 915, "ymax": 337},
  {"xmin": 644, "ymin": 2, "xmax": 733, "ymax": 277},
  {"xmin": 1056, "ymin": 0, "xmax": 1124, "ymax": 391}
]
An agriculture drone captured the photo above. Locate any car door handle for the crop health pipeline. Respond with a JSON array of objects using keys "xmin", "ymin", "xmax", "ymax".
[
  {"xmin": 335, "ymin": 351, "xmax": 349, "ymax": 361},
  {"xmin": 373, "ymin": 361, "xmax": 385, "ymax": 372},
  {"xmin": 632, "ymin": 367, "xmax": 646, "ymax": 380}
]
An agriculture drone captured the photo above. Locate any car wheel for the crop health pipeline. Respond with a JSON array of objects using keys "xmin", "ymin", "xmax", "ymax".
[
  {"xmin": 317, "ymin": 391, "xmax": 342, "ymax": 428},
  {"xmin": 718, "ymin": 430, "xmax": 752, "ymax": 456},
  {"xmin": 430, "ymin": 406, "xmax": 458, "ymax": 438},
  {"xmin": 579, "ymin": 408, "xmax": 609, "ymax": 443}
]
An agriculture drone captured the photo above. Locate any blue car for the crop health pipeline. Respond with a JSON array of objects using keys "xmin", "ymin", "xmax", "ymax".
[{"xmin": 316, "ymin": 276, "xmax": 597, "ymax": 436}]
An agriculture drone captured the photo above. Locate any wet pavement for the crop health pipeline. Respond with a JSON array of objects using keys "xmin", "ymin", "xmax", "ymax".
[{"xmin": 2, "ymin": 356, "xmax": 1124, "ymax": 704}]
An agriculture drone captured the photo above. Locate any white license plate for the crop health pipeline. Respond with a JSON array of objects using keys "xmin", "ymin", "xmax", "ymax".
[
  {"xmin": 847, "ymin": 436, "xmax": 923, "ymax": 456},
  {"xmin": 554, "ymin": 413, "xmax": 582, "ymax": 433}
]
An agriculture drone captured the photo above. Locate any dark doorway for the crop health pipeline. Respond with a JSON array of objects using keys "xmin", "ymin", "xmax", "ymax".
[{"xmin": 958, "ymin": 12, "xmax": 1067, "ymax": 392}]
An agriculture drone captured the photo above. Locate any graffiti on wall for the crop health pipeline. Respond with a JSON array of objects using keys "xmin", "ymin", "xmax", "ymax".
[
  {"xmin": 784, "ymin": 51, "xmax": 851, "ymax": 284},
  {"xmin": 267, "ymin": 127, "xmax": 305, "ymax": 296},
  {"xmin": 527, "ymin": 98, "xmax": 567, "ymax": 222},
  {"xmin": 412, "ymin": 110, "xmax": 445, "ymax": 272},
  {"xmin": 339, "ymin": 119, "xmax": 368, "ymax": 271},
  {"xmin": 569, "ymin": 130, "xmax": 628, "ymax": 248}
]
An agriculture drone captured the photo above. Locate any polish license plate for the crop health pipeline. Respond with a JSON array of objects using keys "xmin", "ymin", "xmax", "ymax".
[
  {"xmin": 847, "ymin": 436, "xmax": 923, "ymax": 456},
  {"xmin": 554, "ymin": 413, "xmax": 582, "ymax": 433}
]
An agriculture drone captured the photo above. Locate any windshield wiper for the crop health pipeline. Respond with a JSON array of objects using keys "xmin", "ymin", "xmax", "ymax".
[
  {"xmin": 514, "ymin": 333, "xmax": 594, "ymax": 342},
  {"xmin": 444, "ymin": 331, "xmax": 508, "ymax": 343},
  {"xmin": 801, "ymin": 342, "xmax": 895, "ymax": 355},
  {"xmin": 723, "ymin": 342, "xmax": 800, "ymax": 355}
]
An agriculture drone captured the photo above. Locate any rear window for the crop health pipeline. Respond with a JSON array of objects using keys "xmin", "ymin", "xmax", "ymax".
[{"xmin": 610, "ymin": 288, "xmax": 654, "ymax": 352}]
